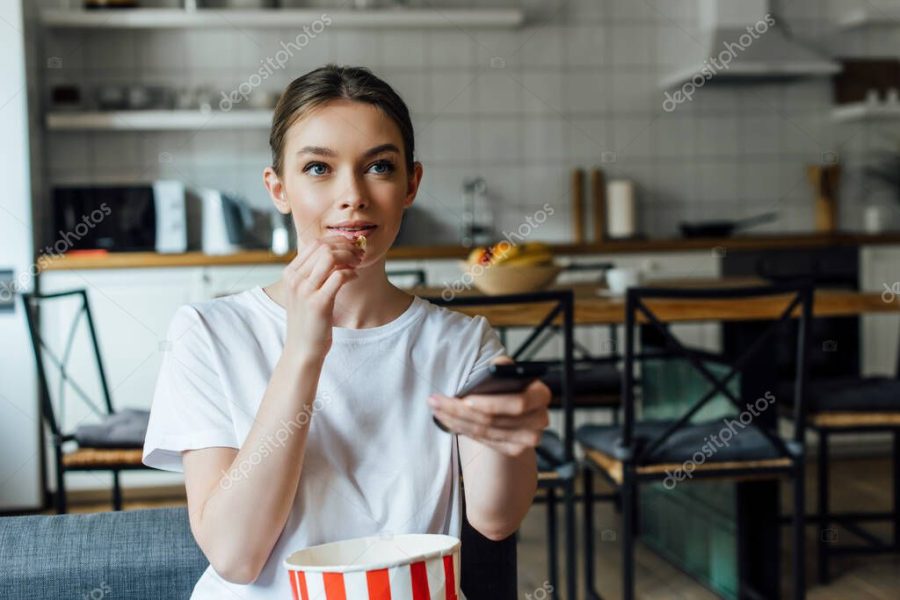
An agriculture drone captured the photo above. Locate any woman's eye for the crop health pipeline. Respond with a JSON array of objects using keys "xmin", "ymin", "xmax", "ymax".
[
  {"xmin": 304, "ymin": 162, "xmax": 329, "ymax": 176},
  {"xmin": 368, "ymin": 160, "xmax": 395, "ymax": 175}
]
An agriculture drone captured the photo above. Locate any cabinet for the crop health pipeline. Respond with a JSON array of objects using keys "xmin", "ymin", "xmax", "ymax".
[{"xmin": 860, "ymin": 246, "xmax": 900, "ymax": 376}]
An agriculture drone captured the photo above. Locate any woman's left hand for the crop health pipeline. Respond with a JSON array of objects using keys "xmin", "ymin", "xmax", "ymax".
[{"xmin": 428, "ymin": 358, "xmax": 551, "ymax": 458}]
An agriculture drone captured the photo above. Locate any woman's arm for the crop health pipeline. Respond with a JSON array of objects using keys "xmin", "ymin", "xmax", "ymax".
[
  {"xmin": 183, "ymin": 352, "xmax": 324, "ymax": 584},
  {"xmin": 456, "ymin": 430, "xmax": 539, "ymax": 540},
  {"xmin": 182, "ymin": 237, "xmax": 362, "ymax": 584},
  {"xmin": 429, "ymin": 356, "xmax": 550, "ymax": 540}
]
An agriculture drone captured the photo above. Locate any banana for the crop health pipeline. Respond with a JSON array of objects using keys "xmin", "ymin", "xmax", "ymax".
[
  {"xmin": 467, "ymin": 241, "xmax": 554, "ymax": 267},
  {"xmin": 490, "ymin": 241, "xmax": 521, "ymax": 265},
  {"xmin": 501, "ymin": 253, "xmax": 554, "ymax": 267}
]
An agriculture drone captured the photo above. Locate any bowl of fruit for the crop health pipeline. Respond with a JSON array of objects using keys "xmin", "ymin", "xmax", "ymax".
[{"xmin": 460, "ymin": 241, "xmax": 561, "ymax": 295}]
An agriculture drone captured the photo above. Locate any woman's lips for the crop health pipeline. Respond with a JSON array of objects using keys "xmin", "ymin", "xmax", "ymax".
[{"xmin": 327, "ymin": 226, "xmax": 376, "ymax": 241}]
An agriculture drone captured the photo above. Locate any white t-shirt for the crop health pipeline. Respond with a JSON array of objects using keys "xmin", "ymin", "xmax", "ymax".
[{"xmin": 142, "ymin": 286, "xmax": 505, "ymax": 600}]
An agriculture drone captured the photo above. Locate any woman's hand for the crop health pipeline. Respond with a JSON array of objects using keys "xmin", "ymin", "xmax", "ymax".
[
  {"xmin": 428, "ymin": 358, "xmax": 551, "ymax": 457},
  {"xmin": 282, "ymin": 234, "xmax": 364, "ymax": 362}
]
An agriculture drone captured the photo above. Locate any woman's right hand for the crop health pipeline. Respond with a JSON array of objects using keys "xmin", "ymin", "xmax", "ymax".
[{"xmin": 281, "ymin": 235, "xmax": 364, "ymax": 362}]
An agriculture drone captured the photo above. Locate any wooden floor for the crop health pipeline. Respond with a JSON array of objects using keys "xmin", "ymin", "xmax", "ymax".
[{"xmin": 59, "ymin": 456, "xmax": 898, "ymax": 599}]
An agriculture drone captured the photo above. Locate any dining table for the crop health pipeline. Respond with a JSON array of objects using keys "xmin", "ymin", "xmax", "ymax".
[
  {"xmin": 413, "ymin": 278, "xmax": 900, "ymax": 327},
  {"xmin": 414, "ymin": 277, "xmax": 900, "ymax": 599}
]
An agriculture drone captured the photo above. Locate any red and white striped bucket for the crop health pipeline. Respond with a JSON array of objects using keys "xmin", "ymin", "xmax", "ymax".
[{"xmin": 284, "ymin": 533, "xmax": 461, "ymax": 600}]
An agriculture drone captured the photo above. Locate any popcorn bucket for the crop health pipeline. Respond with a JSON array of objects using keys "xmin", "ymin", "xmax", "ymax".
[{"xmin": 284, "ymin": 534, "xmax": 461, "ymax": 600}]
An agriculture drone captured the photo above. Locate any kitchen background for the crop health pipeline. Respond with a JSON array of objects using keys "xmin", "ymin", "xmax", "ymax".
[
  {"xmin": 27, "ymin": 0, "xmax": 900, "ymax": 247},
  {"xmin": 4, "ymin": 0, "xmax": 899, "ymax": 509}
]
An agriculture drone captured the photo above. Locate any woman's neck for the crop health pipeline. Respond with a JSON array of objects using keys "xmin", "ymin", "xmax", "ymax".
[{"xmin": 265, "ymin": 259, "xmax": 413, "ymax": 329}]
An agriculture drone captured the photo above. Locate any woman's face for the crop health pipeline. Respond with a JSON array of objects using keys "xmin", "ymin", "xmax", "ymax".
[{"xmin": 264, "ymin": 99, "xmax": 422, "ymax": 266}]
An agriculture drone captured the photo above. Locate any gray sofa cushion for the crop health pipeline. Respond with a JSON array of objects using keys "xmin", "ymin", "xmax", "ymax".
[
  {"xmin": 0, "ymin": 507, "xmax": 207, "ymax": 600},
  {"xmin": 0, "ymin": 507, "xmax": 518, "ymax": 600}
]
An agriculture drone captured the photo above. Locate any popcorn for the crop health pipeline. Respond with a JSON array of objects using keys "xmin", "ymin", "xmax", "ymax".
[{"xmin": 355, "ymin": 235, "xmax": 367, "ymax": 251}]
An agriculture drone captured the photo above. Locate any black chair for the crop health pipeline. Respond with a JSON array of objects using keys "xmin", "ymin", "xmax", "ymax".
[
  {"xmin": 578, "ymin": 283, "xmax": 813, "ymax": 600},
  {"xmin": 802, "ymin": 333, "xmax": 900, "ymax": 584},
  {"xmin": 20, "ymin": 289, "xmax": 150, "ymax": 513},
  {"xmin": 423, "ymin": 290, "xmax": 578, "ymax": 600},
  {"xmin": 511, "ymin": 262, "xmax": 622, "ymax": 416}
]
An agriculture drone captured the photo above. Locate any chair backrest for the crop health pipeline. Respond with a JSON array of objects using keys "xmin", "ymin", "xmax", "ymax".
[
  {"xmin": 621, "ymin": 282, "xmax": 814, "ymax": 464},
  {"xmin": 20, "ymin": 289, "xmax": 114, "ymax": 441}
]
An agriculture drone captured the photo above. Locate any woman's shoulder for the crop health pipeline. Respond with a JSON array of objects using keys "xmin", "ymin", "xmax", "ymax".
[
  {"xmin": 167, "ymin": 288, "xmax": 271, "ymax": 338},
  {"xmin": 416, "ymin": 295, "xmax": 493, "ymax": 335}
]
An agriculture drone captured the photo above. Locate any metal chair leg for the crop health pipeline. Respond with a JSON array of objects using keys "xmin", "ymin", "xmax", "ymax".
[
  {"xmin": 564, "ymin": 479, "xmax": 577, "ymax": 600},
  {"xmin": 112, "ymin": 470, "xmax": 122, "ymax": 511},
  {"xmin": 55, "ymin": 447, "xmax": 67, "ymax": 515},
  {"xmin": 817, "ymin": 430, "xmax": 830, "ymax": 585},
  {"xmin": 545, "ymin": 486, "xmax": 558, "ymax": 595},
  {"xmin": 621, "ymin": 470, "xmax": 635, "ymax": 600},
  {"xmin": 794, "ymin": 458, "xmax": 806, "ymax": 600},
  {"xmin": 894, "ymin": 429, "xmax": 900, "ymax": 551},
  {"xmin": 583, "ymin": 467, "xmax": 598, "ymax": 600}
]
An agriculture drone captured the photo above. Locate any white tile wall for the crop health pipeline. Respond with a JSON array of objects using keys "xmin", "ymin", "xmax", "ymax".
[{"xmin": 32, "ymin": 0, "xmax": 900, "ymax": 239}]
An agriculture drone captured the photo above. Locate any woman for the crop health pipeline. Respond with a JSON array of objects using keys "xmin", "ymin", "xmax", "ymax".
[{"xmin": 143, "ymin": 64, "xmax": 550, "ymax": 599}]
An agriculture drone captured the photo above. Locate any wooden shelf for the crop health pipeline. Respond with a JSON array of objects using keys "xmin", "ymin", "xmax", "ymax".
[
  {"xmin": 832, "ymin": 102, "xmax": 900, "ymax": 123},
  {"xmin": 36, "ymin": 233, "xmax": 900, "ymax": 272},
  {"xmin": 40, "ymin": 7, "xmax": 525, "ymax": 29},
  {"xmin": 46, "ymin": 110, "xmax": 272, "ymax": 131},
  {"xmin": 836, "ymin": 7, "xmax": 900, "ymax": 29}
]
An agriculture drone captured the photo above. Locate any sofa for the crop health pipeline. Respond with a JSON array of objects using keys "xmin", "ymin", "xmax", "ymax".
[{"xmin": 0, "ymin": 507, "xmax": 516, "ymax": 599}]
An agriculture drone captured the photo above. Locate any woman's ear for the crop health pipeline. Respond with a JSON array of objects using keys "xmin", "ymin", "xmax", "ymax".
[
  {"xmin": 263, "ymin": 166, "xmax": 290, "ymax": 214},
  {"xmin": 403, "ymin": 161, "xmax": 424, "ymax": 210}
]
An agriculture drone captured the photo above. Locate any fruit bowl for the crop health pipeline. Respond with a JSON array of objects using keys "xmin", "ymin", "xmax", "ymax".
[{"xmin": 458, "ymin": 260, "xmax": 562, "ymax": 295}]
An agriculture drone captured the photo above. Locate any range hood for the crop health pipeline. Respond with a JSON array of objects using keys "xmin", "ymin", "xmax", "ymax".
[{"xmin": 661, "ymin": 0, "xmax": 840, "ymax": 88}]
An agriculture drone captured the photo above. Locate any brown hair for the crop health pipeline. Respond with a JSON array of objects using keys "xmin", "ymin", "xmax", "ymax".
[{"xmin": 269, "ymin": 64, "xmax": 415, "ymax": 177}]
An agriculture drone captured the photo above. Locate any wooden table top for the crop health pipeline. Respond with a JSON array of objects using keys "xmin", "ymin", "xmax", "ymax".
[{"xmin": 412, "ymin": 279, "xmax": 900, "ymax": 327}]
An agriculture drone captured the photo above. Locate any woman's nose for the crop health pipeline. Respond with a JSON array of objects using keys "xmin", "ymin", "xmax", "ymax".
[{"xmin": 338, "ymin": 173, "xmax": 368, "ymax": 210}]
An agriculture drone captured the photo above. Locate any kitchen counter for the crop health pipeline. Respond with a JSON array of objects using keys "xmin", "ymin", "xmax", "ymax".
[{"xmin": 37, "ymin": 232, "xmax": 900, "ymax": 271}]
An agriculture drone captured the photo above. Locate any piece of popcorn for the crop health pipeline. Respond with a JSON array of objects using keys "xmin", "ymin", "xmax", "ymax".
[{"xmin": 355, "ymin": 235, "xmax": 367, "ymax": 251}]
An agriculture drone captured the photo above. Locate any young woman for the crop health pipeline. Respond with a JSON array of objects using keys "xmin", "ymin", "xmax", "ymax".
[{"xmin": 143, "ymin": 64, "xmax": 550, "ymax": 599}]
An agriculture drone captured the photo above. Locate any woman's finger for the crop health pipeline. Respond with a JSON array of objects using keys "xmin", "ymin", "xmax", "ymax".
[
  {"xmin": 458, "ymin": 380, "xmax": 551, "ymax": 417},
  {"xmin": 319, "ymin": 267, "xmax": 357, "ymax": 303},
  {"xmin": 303, "ymin": 246, "xmax": 361, "ymax": 290},
  {"xmin": 291, "ymin": 235, "xmax": 364, "ymax": 274},
  {"xmin": 430, "ymin": 394, "xmax": 548, "ymax": 430},
  {"xmin": 285, "ymin": 238, "xmax": 323, "ymax": 273},
  {"xmin": 432, "ymin": 409, "xmax": 542, "ymax": 447}
]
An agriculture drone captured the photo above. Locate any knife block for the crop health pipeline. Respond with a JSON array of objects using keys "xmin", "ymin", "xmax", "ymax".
[{"xmin": 807, "ymin": 164, "xmax": 841, "ymax": 234}]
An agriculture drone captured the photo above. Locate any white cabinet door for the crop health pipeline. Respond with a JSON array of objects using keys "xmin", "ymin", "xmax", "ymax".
[
  {"xmin": 860, "ymin": 246, "xmax": 900, "ymax": 376},
  {"xmin": 201, "ymin": 264, "xmax": 285, "ymax": 299},
  {"xmin": 40, "ymin": 268, "xmax": 204, "ymax": 490}
]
